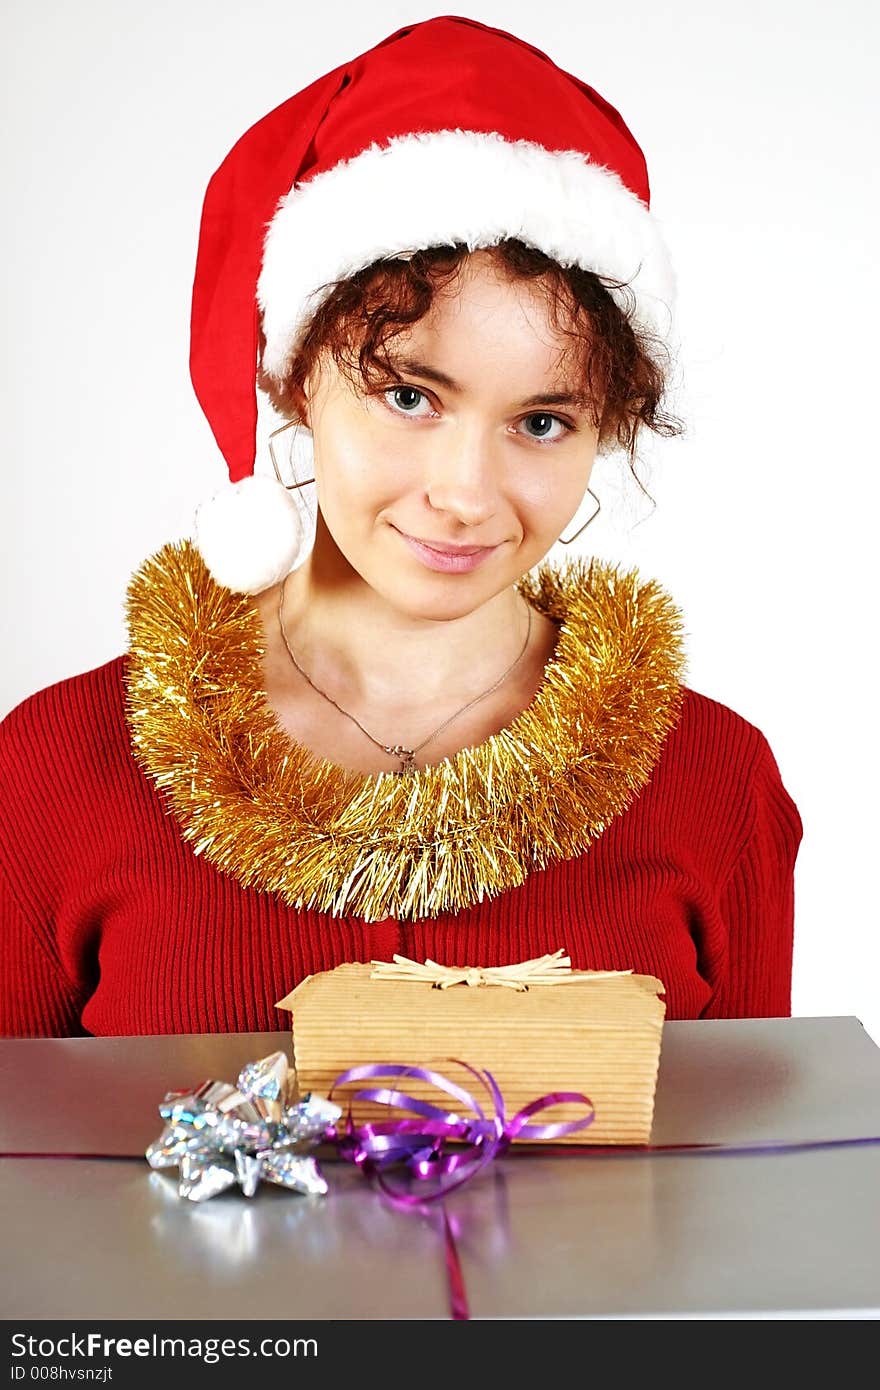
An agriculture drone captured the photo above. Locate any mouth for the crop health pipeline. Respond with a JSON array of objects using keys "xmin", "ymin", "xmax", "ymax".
[{"xmin": 392, "ymin": 527, "xmax": 502, "ymax": 575}]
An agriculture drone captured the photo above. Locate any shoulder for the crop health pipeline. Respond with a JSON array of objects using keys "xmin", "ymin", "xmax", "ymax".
[
  {"xmin": 654, "ymin": 684, "xmax": 803, "ymax": 865},
  {"xmin": 0, "ymin": 658, "xmax": 133, "ymax": 979},
  {"xmin": 1, "ymin": 655, "xmax": 129, "ymax": 785},
  {"xmin": 1, "ymin": 657, "xmax": 138, "ymax": 905},
  {"xmin": 664, "ymin": 686, "xmax": 772, "ymax": 778}
]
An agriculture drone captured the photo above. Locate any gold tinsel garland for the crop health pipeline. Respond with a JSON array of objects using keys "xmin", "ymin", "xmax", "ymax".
[{"xmin": 123, "ymin": 540, "xmax": 688, "ymax": 921}]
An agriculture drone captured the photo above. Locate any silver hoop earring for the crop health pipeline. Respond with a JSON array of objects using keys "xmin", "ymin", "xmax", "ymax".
[
  {"xmin": 269, "ymin": 419, "xmax": 315, "ymax": 491},
  {"xmin": 559, "ymin": 489, "xmax": 601, "ymax": 546}
]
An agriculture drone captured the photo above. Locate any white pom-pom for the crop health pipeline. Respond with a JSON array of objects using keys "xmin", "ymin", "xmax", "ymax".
[{"xmin": 194, "ymin": 475, "xmax": 305, "ymax": 594}]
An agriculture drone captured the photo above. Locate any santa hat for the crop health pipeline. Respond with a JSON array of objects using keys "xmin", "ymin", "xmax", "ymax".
[{"xmin": 192, "ymin": 13, "xmax": 674, "ymax": 594}]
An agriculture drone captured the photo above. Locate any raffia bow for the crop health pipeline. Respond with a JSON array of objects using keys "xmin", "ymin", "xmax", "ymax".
[{"xmin": 370, "ymin": 947, "xmax": 633, "ymax": 992}]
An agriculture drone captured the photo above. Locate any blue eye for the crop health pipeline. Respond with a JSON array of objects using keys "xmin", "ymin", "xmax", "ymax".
[
  {"xmin": 384, "ymin": 385, "xmax": 430, "ymax": 415},
  {"xmin": 520, "ymin": 413, "xmax": 571, "ymax": 443}
]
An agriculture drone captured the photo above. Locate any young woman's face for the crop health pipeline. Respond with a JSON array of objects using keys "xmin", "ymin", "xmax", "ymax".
[{"xmin": 304, "ymin": 250, "xmax": 601, "ymax": 620}]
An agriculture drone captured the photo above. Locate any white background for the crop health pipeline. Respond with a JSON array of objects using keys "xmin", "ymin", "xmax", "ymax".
[{"xmin": 2, "ymin": 1, "xmax": 878, "ymax": 1040}]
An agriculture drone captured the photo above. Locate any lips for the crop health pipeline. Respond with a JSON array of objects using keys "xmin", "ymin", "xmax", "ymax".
[
  {"xmin": 414, "ymin": 538, "xmax": 485, "ymax": 555},
  {"xmin": 392, "ymin": 527, "xmax": 501, "ymax": 575},
  {"xmin": 397, "ymin": 525, "xmax": 494, "ymax": 553}
]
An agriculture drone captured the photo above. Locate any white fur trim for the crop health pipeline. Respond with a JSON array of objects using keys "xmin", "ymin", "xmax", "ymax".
[
  {"xmin": 193, "ymin": 474, "xmax": 305, "ymax": 595},
  {"xmin": 258, "ymin": 129, "xmax": 675, "ymax": 382}
]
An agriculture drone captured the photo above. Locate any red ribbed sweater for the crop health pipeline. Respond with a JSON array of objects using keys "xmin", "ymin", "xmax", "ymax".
[{"xmin": 0, "ymin": 655, "xmax": 803, "ymax": 1036}]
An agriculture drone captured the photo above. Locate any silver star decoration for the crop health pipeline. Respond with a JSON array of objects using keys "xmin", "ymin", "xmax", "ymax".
[{"xmin": 146, "ymin": 1051, "xmax": 341, "ymax": 1202}]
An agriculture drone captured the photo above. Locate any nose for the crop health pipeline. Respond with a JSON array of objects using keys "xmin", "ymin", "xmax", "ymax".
[{"xmin": 423, "ymin": 423, "xmax": 499, "ymax": 528}]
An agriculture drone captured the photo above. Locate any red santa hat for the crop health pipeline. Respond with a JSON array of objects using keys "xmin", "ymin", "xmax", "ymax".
[{"xmin": 191, "ymin": 13, "xmax": 675, "ymax": 594}]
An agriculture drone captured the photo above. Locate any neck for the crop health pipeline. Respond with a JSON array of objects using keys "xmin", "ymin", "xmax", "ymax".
[{"xmin": 277, "ymin": 540, "xmax": 530, "ymax": 715}]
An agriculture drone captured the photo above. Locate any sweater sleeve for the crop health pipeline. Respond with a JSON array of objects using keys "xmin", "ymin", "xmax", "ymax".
[
  {"xmin": 0, "ymin": 696, "xmax": 93, "ymax": 1038},
  {"xmin": 0, "ymin": 860, "xmax": 87, "ymax": 1037},
  {"xmin": 700, "ymin": 735, "xmax": 804, "ymax": 1019}
]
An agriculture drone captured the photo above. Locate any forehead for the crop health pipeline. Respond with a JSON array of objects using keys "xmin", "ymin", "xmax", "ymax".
[{"xmin": 395, "ymin": 251, "xmax": 583, "ymax": 375}]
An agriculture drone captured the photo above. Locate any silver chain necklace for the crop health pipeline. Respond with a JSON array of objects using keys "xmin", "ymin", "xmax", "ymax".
[{"xmin": 276, "ymin": 576, "xmax": 533, "ymax": 775}]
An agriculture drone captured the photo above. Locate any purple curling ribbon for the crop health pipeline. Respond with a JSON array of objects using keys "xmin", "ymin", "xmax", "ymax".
[
  {"xmin": 326, "ymin": 1060, "xmax": 595, "ymax": 1203},
  {"xmin": 325, "ymin": 1061, "xmax": 595, "ymax": 1319}
]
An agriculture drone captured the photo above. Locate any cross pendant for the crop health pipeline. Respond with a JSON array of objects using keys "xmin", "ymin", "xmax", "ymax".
[{"xmin": 384, "ymin": 744, "xmax": 418, "ymax": 776}]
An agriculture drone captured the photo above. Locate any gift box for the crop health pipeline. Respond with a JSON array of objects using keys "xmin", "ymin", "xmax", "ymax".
[{"xmin": 277, "ymin": 953, "xmax": 666, "ymax": 1145}]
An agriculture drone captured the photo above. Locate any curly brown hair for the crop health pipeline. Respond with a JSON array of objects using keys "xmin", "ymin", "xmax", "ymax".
[{"xmin": 258, "ymin": 239, "xmax": 681, "ymax": 478}]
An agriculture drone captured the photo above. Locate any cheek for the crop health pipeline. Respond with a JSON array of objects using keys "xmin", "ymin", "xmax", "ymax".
[
  {"xmin": 512, "ymin": 462, "xmax": 590, "ymax": 535},
  {"xmin": 315, "ymin": 427, "xmax": 403, "ymax": 524}
]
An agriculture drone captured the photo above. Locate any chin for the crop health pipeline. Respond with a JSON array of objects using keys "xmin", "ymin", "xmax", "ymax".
[
  {"xmin": 395, "ymin": 590, "xmax": 489, "ymax": 625},
  {"xmin": 381, "ymin": 570, "xmax": 500, "ymax": 623}
]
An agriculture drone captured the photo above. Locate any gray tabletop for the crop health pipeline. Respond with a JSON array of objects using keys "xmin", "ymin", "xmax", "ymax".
[{"xmin": 2, "ymin": 1017, "xmax": 879, "ymax": 1319}]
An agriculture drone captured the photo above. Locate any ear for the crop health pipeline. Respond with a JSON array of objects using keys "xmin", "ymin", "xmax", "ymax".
[
  {"xmin": 282, "ymin": 358, "xmax": 322, "ymax": 432},
  {"xmin": 288, "ymin": 379, "xmax": 312, "ymax": 429}
]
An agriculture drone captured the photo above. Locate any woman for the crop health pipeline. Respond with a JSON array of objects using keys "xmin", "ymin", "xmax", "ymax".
[{"xmin": 0, "ymin": 15, "xmax": 802, "ymax": 1036}]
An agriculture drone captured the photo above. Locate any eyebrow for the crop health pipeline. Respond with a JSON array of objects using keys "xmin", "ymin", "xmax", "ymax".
[{"xmin": 389, "ymin": 356, "xmax": 592, "ymax": 411}]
